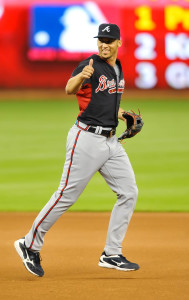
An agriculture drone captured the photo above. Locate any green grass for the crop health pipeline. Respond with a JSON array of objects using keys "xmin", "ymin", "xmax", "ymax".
[{"xmin": 0, "ymin": 99, "xmax": 189, "ymax": 212}]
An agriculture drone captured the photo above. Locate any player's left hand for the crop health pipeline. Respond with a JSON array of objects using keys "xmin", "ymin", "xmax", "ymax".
[{"xmin": 118, "ymin": 109, "xmax": 144, "ymax": 140}]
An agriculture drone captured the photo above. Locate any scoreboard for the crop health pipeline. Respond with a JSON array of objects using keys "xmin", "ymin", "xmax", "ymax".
[
  {"xmin": 28, "ymin": 1, "xmax": 189, "ymax": 89},
  {"xmin": 125, "ymin": 4, "xmax": 189, "ymax": 89}
]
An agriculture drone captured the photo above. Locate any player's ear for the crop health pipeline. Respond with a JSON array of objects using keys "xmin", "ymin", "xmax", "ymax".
[{"xmin": 118, "ymin": 40, "xmax": 122, "ymax": 48}]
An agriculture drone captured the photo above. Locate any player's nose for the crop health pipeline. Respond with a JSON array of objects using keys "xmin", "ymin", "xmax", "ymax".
[{"xmin": 102, "ymin": 42, "xmax": 109, "ymax": 48}]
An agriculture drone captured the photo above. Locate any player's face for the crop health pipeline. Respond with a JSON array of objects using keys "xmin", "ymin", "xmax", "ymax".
[{"xmin": 97, "ymin": 38, "xmax": 122, "ymax": 62}]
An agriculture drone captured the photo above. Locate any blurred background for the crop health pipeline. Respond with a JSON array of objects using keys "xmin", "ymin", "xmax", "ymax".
[
  {"xmin": 1, "ymin": 0, "xmax": 189, "ymax": 89},
  {"xmin": 0, "ymin": 0, "xmax": 189, "ymax": 212}
]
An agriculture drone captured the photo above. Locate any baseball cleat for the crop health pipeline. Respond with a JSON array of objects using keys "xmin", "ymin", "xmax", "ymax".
[
  {"xmin": 98, "ymin": 251, "xmax": 139, "ymax": 271},
  {"xmin": 14, "ymin": 238, "xmax": 44, "ymax": 277}
]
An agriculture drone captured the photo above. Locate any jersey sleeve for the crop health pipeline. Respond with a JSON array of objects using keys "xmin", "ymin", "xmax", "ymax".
[
  {"xmin": 71, "ymin": 62, "xmax": 85, "ymax": 77},
  {"xmin": 71, "ymin": 60, "xmax": 91, "ymax": 85}
]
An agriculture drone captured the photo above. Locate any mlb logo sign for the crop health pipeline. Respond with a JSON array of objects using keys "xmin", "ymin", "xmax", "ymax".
[{"xmin": 29, "ymin": 2, "xmax": 108, "ymax": 56}]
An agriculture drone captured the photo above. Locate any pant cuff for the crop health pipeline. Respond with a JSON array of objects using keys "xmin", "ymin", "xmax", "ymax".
[{"xmin": 104, "ymin": 246, "xmax": 122, "ymax": 256}]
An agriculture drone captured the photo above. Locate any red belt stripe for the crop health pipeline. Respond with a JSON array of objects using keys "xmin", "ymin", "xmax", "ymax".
[{"xmin": 29, "ymin": 130, "xmax": 81, "ymax": 249}]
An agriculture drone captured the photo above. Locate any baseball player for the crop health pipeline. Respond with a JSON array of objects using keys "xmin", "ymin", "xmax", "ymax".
[{"xmin": 14, "ymin": 23, "xmax": 141, "ymax": 277}]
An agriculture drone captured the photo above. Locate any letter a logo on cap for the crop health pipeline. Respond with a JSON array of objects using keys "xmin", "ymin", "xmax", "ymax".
[
  {"xmin": 94, "ymin": 23, "xmax": 120, "ymax": 39},
  {"xmin": 102, "ymin": 26, "xmax": 110, "ymax": 32}
]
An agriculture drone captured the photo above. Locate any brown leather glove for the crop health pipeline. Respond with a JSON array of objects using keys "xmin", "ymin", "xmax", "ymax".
[{"xmin": 118, "ymin": 109, "xmax": 144, "ymax": 140}]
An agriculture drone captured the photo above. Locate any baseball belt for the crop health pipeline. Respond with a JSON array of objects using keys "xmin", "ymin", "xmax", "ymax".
[
  {"xmin": 87, "ymin": 126, "xmax": 116, "ymax": 138},
  {"xmin": 76, "ymin": 121, "xmax": 116, "ymax": 138}
]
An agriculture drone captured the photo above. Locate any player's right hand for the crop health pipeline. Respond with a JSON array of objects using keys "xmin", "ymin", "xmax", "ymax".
[{"xmin": 81, "ymin": 59, "xmax": 94, "ymax": 79}]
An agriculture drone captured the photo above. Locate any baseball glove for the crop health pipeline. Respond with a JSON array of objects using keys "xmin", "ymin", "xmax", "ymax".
[{"xmin": 118, "ymin": 109, "xmax": 144, "ymax": 140}]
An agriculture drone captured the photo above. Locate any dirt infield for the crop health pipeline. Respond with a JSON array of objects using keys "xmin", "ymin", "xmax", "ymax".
[{"xmin": 0, "ymin": 212, "xmax": 189, "ymax": 300}]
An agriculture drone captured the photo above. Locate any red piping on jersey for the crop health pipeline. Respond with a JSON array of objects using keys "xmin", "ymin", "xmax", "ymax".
[{"xmin": 29, "ymin": 130, "xmax": 81, "ymax": 250}]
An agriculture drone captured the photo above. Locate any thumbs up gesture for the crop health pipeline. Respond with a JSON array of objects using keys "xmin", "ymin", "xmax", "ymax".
[
  {"xmin": 81, "ymin": 58, "xmax": 94, "ymax": 79},
  {"xmin": 89, "ymin": 58, "xmax": 93, "ymax": 67}
]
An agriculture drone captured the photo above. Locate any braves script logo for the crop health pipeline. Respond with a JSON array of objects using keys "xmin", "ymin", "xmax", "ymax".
[
  {"xmin": 95, "ymin": 75, "xmax": 125, "ymax": 94},
  {"xmin": 102, "ymin": 26, "xmax": 110, "ymax": 32}
]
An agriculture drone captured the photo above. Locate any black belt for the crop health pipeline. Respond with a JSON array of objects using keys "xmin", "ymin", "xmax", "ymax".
[{"xmin": 88, "ymin": 127, "xmax": 116, "ymax": 138}]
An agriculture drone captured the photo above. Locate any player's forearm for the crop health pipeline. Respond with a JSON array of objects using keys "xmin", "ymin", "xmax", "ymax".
[{"xmin": 65, "ymin": 74, "xmax": 85, "ymax": 95}]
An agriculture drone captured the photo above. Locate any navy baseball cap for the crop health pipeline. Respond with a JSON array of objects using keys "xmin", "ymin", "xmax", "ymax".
[{"xmin": 94, "ymin": 23, "xmax": 120, "ymax": 40}]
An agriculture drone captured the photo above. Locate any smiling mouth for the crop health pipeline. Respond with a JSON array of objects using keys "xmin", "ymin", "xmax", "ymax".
[{"xmin": 102, "ymin": 50, "xmax": 110, "ymax": 54}]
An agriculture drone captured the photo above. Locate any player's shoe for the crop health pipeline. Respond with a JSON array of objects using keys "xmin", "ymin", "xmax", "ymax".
[
  {"xmin": 14, "ymin": 238, "xmax": 44, "ymax": 277},
  {"xmin": 98, "ymin": 251, "xmax": 139, "ymax": 271}
]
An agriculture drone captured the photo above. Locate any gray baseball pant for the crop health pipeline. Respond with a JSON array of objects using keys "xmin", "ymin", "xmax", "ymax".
[{"xmin": 25, "ymin": 122, "xmax": 138, "ymax": 255}]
